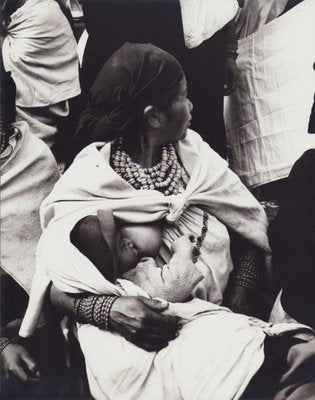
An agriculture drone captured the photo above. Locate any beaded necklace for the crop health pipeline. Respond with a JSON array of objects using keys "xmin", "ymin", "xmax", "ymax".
[
  {"xmin": 192, "ymin": 212, "xmax": 209, "ymax": 263},
  {"xmin": 0, "ymin": 128, "xmax": 8, "ymax": 154},
  {"xmin": 111, "ymin": 137, "xmax": 187, "ymax": 196}
]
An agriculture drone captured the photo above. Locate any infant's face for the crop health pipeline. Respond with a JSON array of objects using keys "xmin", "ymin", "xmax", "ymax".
[{"xmin": 116, "ymin": 223, "xmax": 163, "ymax": 273}]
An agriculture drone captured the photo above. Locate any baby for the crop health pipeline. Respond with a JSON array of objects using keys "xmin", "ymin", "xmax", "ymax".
[{"xmin": 114, "ymin": 220, "xmax": 204, "ymax": 302}]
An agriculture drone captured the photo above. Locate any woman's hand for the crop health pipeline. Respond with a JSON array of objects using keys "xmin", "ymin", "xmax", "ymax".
[
  {"xmin": 1, "ymin": 343, "xmax": 40, "ymax": 382},
  {"xmin": 109, "ymin": 296, "xmax": 181, "ymax": 352}
]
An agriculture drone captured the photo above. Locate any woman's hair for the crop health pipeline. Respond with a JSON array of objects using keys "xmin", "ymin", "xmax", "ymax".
[{"xmin": 73, "ymin": 43, "xmax": 184, "ymax": 155}]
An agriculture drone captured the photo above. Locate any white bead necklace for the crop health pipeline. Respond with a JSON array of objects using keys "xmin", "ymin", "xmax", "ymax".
[{"xmin": 111, "ymin": 137, "xmax": 187, "ymax": 196}]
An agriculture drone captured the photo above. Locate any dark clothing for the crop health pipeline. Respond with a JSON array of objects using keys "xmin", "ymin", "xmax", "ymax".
[
  {"xmin": 0, "ymin": 274, "xmax": 70, "ymax": 400},
  {"xmin": 309, "ymin": 97, "xmax": 315, "ymax": 133},
  {"xmin": 80, "ymin": 0, "xmax": 227, "ymax": 157},
  {"xmin": 268, "ymin": 149, "xmax": 315, "ymax": 329},
  {"xmin": 243, "ymin": 335, "xmax": 315, "ymax": 400},
  {"xmin": 1, "ymin": 324, "xmax": 70, "ymax": 400}
]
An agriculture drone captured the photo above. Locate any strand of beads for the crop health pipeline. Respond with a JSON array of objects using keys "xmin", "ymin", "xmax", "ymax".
[
  {"xmin": 112, "ymin": 137, "xmax": 184, "ymax": 196},
  {"xmin": 0, "ymin": 128, "xmax": 8, "ymax": 154},
  {"xmin": 192, "ymin": 212, "xmax": 209, "ymax": 263}
]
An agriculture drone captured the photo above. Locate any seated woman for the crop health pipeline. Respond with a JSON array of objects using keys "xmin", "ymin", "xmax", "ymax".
[{"xmin": 19, "ymin": 43, "xmax": 314, "ymax": 400}]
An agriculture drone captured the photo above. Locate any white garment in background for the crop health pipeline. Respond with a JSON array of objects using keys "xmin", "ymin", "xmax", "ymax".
[
  {"xmin": 0, "ymin": 121, "xmax": 60, "ymax": 292},
  {"xmin": 2, "ymin": 0, "xmax": 80, "ymax": 108},
  {"xmin": 225, "ymin": 0, "xmax": 315, "ymax": 188},
  {"xmin": 235, "ymin": 0, "xmax": 288, "ymax": 39},
  {"xmin": 179, "ymin": 0, "xmax": 239, "ymax": 49}
]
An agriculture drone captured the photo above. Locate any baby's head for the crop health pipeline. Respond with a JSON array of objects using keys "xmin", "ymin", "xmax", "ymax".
[{"xmin": 115, "ymin": 220, "xmax": 163, "ymax": 273}]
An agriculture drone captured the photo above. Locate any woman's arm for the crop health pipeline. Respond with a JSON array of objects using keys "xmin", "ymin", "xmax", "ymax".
[
  {"xmin": 223, "ymin": 232, "xmax": 273, "ymax": 319},
  {"xmin": 49, "ymin": 285, "xmax": 181, "ymax": 352}
]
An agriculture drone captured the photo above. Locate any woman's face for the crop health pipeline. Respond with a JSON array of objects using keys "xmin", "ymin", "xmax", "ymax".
[{"xmin": 159, "ymin": 78, "xmax": 193, "ymax": 142}]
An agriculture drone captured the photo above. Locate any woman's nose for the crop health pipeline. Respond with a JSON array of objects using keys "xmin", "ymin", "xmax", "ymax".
[{"xmin": 188, "ymin": 98, "xmax": 193, "ymax": 112}]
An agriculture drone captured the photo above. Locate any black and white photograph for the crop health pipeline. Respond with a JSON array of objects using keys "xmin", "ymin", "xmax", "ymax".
[{"xmin": 1, "ymin": 0, "xmax": 315, "ymax": 399}]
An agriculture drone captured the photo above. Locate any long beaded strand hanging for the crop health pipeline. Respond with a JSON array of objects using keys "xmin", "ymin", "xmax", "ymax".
[
  {"xmin": 192, "ymin": 212, "xmax": 209, "ymax": 263},
  {"xmin": 0, "ymin": 129, "xmax": 8, "ymax": 154},
  {"xmin": 111, "ymin": 137, "xmax": 185, "ymax": 196}
]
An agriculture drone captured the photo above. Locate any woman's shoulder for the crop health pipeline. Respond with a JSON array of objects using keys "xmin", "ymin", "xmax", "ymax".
[{"xmin": 181, "ymin": 129, "xmax": 226, "ymax": 159}]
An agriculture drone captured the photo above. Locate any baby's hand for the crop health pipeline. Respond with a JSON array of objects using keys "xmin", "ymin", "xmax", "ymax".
[{"xmin": 171, "ymin": 234, "xmax": 195, "ymax": 257}]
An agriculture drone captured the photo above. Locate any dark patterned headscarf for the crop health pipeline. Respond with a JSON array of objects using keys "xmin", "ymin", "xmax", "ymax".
[{"xmin": 74, "ymin": 42, "xmax": 184, "ymax": 153}]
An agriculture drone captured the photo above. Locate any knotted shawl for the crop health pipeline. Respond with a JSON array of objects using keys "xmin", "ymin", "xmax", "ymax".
[{"xmin": 20, "ymin": 128, "xmax": 270, "ymax": 336}]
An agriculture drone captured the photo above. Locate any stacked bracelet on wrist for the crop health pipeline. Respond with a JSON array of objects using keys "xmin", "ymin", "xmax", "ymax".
[
  {"xmin": 226, "ymin": 30, "xmax": 238, "ymax": 60},
  {"xmin": 232, "ymin": 254, "xmax": 262, "ymax": 291},
  {"xmin": 74, "ymin": 295, "xmax": 118, "ymax": 330},
  {"xmin": 0, "ymin": 336, "xmax": 13, "ymax": 353}
]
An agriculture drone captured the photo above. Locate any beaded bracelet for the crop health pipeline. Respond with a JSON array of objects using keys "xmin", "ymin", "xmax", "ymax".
[
  {"xmin": 225, "ymin": 24, "xmax": 238, "ymax": 60},
  {"xmin": 0, "ymin": 336, "xmax": 13, "ymax": 353},
  {"xmin": 232, "ymin": 254, "xmax": 262, "ymax": 291},
  {"xmin": 74, "ymin": 295, "xmax": 118, "ymax": 330}
]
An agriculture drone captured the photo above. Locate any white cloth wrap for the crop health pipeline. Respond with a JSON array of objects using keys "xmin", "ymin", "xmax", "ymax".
[
  {"xmin": 225, "ymin": 0, "xmax": 315, "ymax": 188},
  {"xmin": 20, "ymin": 129, "xmax": 270, "ymax": 335},
  {"xmin": 19, "ymin": 129, "xmax": 313, "ymax": 399},
  {"xmin": 2, "ymin": 0, "xmax": 80, "ymax": 108},
  {"xmin": 0, "ymin": 121, "xmax": 60, "ymax": 292},
  {"xmin": 179, "ymin": 0, "xmax": 239, "ymax": 49}
]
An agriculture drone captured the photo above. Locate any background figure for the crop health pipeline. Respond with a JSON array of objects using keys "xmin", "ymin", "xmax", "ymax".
[
  {"xmin": 1, "ymin": 0, "xmax": 81, "ymax": 161},
  {"xmin": 77, "ymin": 0, "xmax": 239, "ymax": 158},
  {"xmin": 0, "ymin": 59, "xmax": 70, "ymax": 398},
  {"xmin": 225, "ymin": 0, "xmax": 315, "ymax": 190},
  {"xmin": 268, "ymin": 149, "xmax": 315, "ymax": 330}
]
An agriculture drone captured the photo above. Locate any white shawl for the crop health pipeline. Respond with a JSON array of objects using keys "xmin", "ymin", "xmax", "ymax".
[
  {"xmin": 20, "ymin": 129, "xmax": 269, "ymax": 336},
  {"xmin": 19, "ymin": 130, "xmax": 313, "ymax": 400},
  {"xmin": 2, "ymin": 0, "xmax": 80, "ymax": 107}
]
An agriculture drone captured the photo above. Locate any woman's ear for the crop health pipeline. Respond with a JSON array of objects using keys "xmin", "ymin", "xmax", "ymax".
[{"xmin": 143, "ymin": 105, "xmax": 163, "ymax": 129}]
